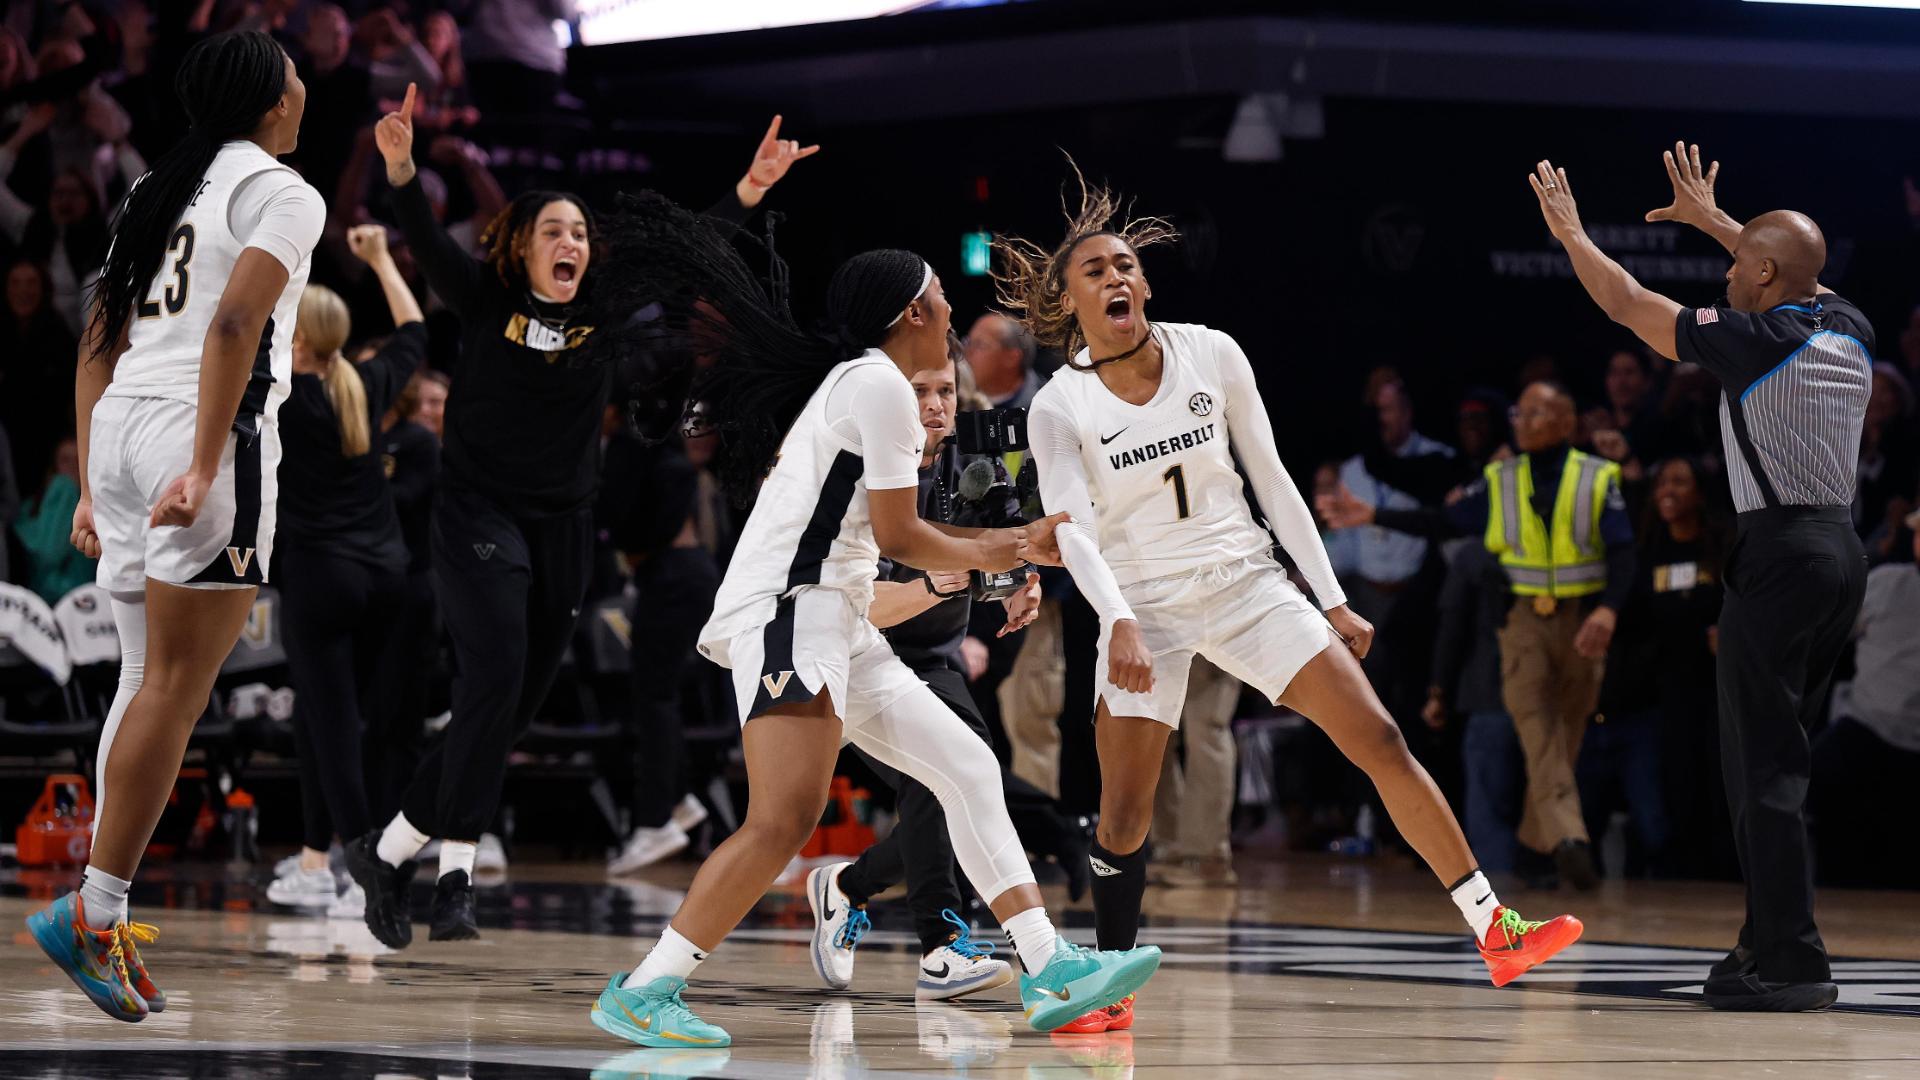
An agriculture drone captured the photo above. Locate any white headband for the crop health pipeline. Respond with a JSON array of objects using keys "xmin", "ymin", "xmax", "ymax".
[{"xmin": 884, "ymin": 262, "xmax": 935, "ymax": 328}]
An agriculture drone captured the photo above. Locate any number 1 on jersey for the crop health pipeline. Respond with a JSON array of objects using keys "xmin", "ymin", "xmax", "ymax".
[{"xmin": 1162, "ymin": 463, "xmax": 1191, "ymax": 519}]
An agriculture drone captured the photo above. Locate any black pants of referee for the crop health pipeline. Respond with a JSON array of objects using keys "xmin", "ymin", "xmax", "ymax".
[
  {"xmin": 399, "ymin": 483, "xmax": 593, "ymax": 842},
  {"xmin": 278, "ymin": 547, "xmax": 405, "ymax": 851},
  {"xmin": 1715, "ymin": 506, "xmax": 1865, "ymax": 985},
  {"xmin": 838, "ymin": 663, "xmax": 1080, "ymax": 955}
]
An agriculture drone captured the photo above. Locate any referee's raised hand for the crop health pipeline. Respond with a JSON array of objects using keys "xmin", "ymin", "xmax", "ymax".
[
  {"xmin": 1528, "ymin": 159, "xmax": 1582, "ymax": 241},
  {"xmin": 1646, "ymin": 141, "xmax": 1719, "ymax": 228}
]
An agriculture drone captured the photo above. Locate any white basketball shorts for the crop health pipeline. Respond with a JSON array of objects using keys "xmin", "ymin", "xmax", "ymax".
[
  {"xmin": 704, "ymin": 585, "xmax": 925, "ymax": 728},
  {"xmin": 1096, "ymin": 554, "xmax": 1335, "ymax": 727},
  {"xmin": 88, "ymin": 396, "xmax": 280, "ymax": 593}
]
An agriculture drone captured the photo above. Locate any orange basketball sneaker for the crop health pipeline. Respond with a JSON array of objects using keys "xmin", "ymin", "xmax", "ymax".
[
  {"xmin": 1054, "ymin": 994, "xmax": 1135, "ymax": 1033},
  {"xmin": 1479, "ymin": 907, "xmax": 1583, "ymax": 987}
]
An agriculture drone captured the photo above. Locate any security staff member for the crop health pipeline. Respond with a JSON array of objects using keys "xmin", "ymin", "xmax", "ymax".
[
  {"xmin": 1530, "ymin": 144, "xmax": 1872, "ymax": 1011},
  {"xmin": 1319, "ymin": 380, "xmax": 1633, "ymax": 892}
]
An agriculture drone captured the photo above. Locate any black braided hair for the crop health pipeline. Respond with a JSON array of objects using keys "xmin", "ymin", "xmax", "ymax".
[
  {"xmin": 585, "ymin": 190, "xmax": 929, "ymax": 503},
  {"xmin": 87, "ymin": 31, "xmax": 289, "ymax": 362}
]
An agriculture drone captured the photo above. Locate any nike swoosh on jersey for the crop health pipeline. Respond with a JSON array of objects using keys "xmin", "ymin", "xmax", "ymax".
[{"xmin": 1099, "ymin": 427, "xmax": 1131, "ymax": 445}]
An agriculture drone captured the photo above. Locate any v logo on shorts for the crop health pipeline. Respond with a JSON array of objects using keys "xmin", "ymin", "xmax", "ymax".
[
  {"xmin": 473, "ymin": 543, "xmax": 496, "ymax": 560},
  {"xmin": 761, "ymin": 670, "xmax": 796, "ymax": 697},
  {"xmin": 224, "ymin": 547, "xmax": 256, "ymax": 576}
]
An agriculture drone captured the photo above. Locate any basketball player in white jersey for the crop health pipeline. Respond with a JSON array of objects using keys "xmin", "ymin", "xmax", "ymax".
[
  {"xmin": 27, "ymin": 31, "xmax": 322, "ymax": 1022},
  {"xmin": 994, "ymin": 170, "xmax": 1582, "ymax": 1032},
  {"xmin": 580, "ymin": 196, "xmax": 1163, "ymax": 1046}
]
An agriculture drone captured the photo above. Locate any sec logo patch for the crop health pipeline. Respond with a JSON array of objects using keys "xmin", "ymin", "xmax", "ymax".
[{"xmin": 1189, "ymin": 392, "xmax": 1214, "ymax": 417}]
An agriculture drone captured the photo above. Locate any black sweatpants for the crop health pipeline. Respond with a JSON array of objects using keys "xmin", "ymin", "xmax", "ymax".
[
  {"xmin": 400, "ymin": 484, "xmax": 593, "ymax": 841},
  {"xmin": 838, "ymin": 663, "xmax": 1076, "ymax": 953},
  {"xmin": 278, "ymin": 547, "xmax": 406, "ymax": 851},
  {"xmin": 1716, "ymin": 506, "xmax": 1865, "ymax": 984},
  {"xmin": 364, "ymin": 570, "xmax": 437, "ymax": 823},
  {"xmin": 627, "ymin": 546, "xmax": 721, "ymax": 828}
]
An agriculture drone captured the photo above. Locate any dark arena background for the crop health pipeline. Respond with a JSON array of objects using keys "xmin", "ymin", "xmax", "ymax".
[{"xmin": 1, "ymin": 1, "xmax": 1917, "ymax": 1077}]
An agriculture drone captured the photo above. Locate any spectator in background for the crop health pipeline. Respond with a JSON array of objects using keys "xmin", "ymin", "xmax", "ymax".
[
  {"xmin": 462, "ymin": 0, "xmax": 575, "ymax": 116},
  {"xmin": 0, "ymin": 27, "xmax": 33, "ymax": 110},
  {"xmin": 1332, "ymin": 377, "xmax": 1453, "ymax": 785},
  {"xmin": 1455, "ymin": 389, "xmax": 1512, "ymax": 473},
  {"xmin": 354, "ymin": 8, "xmax": 442, "ymax": 107},
  {"xmin": 1856, "ymin": 361, "xmax": 1916, "ymax": 548},
  {"xmin": 1623, "ymin": 457, "xmax": 1733, "ymax": 879},
  {"xmin": 1583, "ymin": 457, "xmax": 1730, "ymax": 878},
  {"xmin": 418, "ymin": 11, "xmax": 476, "ymax": 129},
  {"xmin": 1809, "ymin": 507, "xmax": 1920, "ymax": 890},
  {"xmin": 31, "ymin": 27, "xmax": 139, "ymax": 202},
  {"xmin": 1314, "ymin": 461, "xmax": 1360, "ymax": 579},
  {"xmin": 963, "ymin": 312, "xmax": 1041, "ymax": 409},
  {"xmin": 1425, "ymin": 538, "xmax": 1523, "ymax": 874},
  {"xmin": 11, "ymin": 437, "xmax": 92, "ymax": 604},
  {"xmin": 1, "ymin": 105, "xmax": 128, "ymax": 337},
  {"xmin": 1322, "ymin": 381, "xmax": 1634, "ymax": 890},
  {"xmin": 1587, "ymin": 349, "xmax": 1660, "ymax": 492},
  {"xmin": 294, "ymin": 4, "xmax": 373, "ymax": 201},
  {"xmin": 1, "ymin": 258, "xmax": 76, "ymax": 487}
]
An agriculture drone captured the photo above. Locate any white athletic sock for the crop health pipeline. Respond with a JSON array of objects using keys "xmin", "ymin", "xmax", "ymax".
[
  {"xmin": 1002, "ymin": 907, "xmax": 1058, "ymax": 974},
  {"xmin": 1449, "ymin": 870, "xmax": 1500, "ymax": 944},
  {"xmin": 623, "ymin": 925, "xmax": 708, "ymax": 989},
  {"xmin": 80, "ymin": 865, "xmax": 131, "ymax": 929},
  {"xmin": 439, "ymin": 840, "xmax": 478, "ymax": 881},
  {"xmin": 376, "ymin": 813, "xmax": 431, "ymax": 868}
]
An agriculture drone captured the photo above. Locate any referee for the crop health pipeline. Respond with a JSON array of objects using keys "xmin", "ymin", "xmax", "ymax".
[{"xmin": 1530, "ymin": 144, "xmax": 1872, "ymax": 1012}]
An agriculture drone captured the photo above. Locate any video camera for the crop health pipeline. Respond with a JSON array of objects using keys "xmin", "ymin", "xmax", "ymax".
[{"xmin": 947, "ymin": 407, "xmax": 1040, "ymax": 601}]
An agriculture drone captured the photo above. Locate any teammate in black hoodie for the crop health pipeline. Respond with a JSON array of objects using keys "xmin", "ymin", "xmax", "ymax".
[{"xmin": 348, "ymin": 84, "xmax": 818, "ymax": 946}]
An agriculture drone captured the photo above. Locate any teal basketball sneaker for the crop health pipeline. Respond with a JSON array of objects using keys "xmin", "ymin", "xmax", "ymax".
[
  {"xmin": 590, "ymin": 974, "xmax": 732, "ymax": 1048},
  {"xmin": 25, "ymin": 893, "xmax": 148, "ymax": 1022},
  {"xmin": 1019, "ymin": 937, "xmax": 1162, "ymax": 1032}
]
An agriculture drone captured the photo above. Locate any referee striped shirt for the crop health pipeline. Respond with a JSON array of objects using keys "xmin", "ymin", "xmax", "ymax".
[{"xmin": 1674, "ymin": 293, "xmax": 1874, "ymax": 513}]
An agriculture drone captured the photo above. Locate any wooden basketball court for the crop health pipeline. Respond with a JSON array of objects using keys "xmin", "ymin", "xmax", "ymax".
[{"xmin": 4, "ymin": 854, "xmax": 1917, "ymax": 1078}]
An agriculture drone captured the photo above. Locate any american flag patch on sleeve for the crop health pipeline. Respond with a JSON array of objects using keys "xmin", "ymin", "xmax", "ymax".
[{"xmin": 1695, "ymin": 308, "xmax": 1720, "ymax": 326}]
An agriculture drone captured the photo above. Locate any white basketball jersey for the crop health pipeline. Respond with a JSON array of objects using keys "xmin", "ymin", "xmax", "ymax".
[
  {"xmin": 1030, "ymin": 322, "xmax": 1274, "ymax": 585},
  {"xmin": 698, "ymin": 351, "xmax": 923, "ymax": 661},
  {"xmin": 104, "ymin": 141, "xmax": 318, "ymax": 424}
]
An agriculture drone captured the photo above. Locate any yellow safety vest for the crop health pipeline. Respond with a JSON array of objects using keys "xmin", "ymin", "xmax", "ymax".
[{"xmin": 1482, "ymin": 449, "xmax": 1619, "ymax": 598}]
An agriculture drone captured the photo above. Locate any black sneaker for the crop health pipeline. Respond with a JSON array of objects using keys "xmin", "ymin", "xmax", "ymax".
[
  {"xmin": 1703, "ymin": 974, "xmax": 1838, "ymax": 1012},
  {"xmin": 429, "ymin": 869, "xmax": 479, "ymax": 942},
  {"xmin": 1554, "ymin": 839, "xmax": 1600, "ymax": 892},
  {"xmin": 346, "ymin": 831, "xmax": 416, "ymax": 949},
  {"xmin": 1705, "ymin": 945, "xmax": 1755, "ymax": 994}
]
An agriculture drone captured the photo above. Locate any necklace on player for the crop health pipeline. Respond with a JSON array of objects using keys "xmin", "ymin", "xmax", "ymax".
[{"xmin": 1086, "ymin": 321, "xmax": 1156, "ymax": 369}]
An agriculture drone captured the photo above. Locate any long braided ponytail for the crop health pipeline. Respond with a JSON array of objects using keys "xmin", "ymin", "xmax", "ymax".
[
  {"xmin": 86, "ymin": 31, "xmax": 289, "ymax": 362},
  {"xmin": 586, "ymin": 190, "xmax": 931, "ymax": 503}
]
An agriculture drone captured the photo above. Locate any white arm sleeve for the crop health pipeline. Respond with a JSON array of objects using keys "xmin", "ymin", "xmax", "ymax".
[
  {"xmin": 227, "ymin": 170, "xmax": 325, "ymax": 275},
  {"xmin": 828, "ymin": 364, "xmax": 924, "ymax": 490},
  {"xmin": 1215, "ymin": 331, "xmax": 1348, "ymax": 610},
  {"xmin": 1029, "ymin": 396, "xmax": 1136, "ymax": 624}
]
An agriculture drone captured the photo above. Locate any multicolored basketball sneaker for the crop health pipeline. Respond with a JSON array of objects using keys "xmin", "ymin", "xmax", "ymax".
[
  {"xmin": 117, "ymin": 921, "xmax": 166, "ymax": 1012},
  {"xmin": 1054, "ymin": 993, "xmax": 1135, "ymax": 1034},
  {"xmin": 590, "ymin": 974, "xmax": 732, "ymax": 1048},
  {"xmin": 1479, "ymin": 906, "xmax": 1584, "ymax": 987},
  {"xmin": 25, "ymin": 893, "xmax": 148, "ymax": 1022},
  {"xmin": 1019, "ymin": 938, "xmax": 1161, "ymax": 1032}
]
